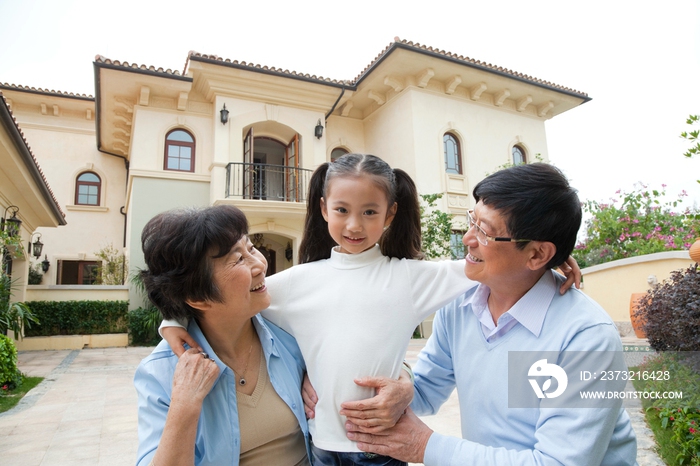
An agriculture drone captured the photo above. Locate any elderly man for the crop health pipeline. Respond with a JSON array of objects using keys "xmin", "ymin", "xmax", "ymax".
[{"xmin": 343, "ymin": 163, "xmax": 637, "ymax": 465}]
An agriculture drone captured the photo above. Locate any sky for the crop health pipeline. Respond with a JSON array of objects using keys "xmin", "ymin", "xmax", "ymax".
[{"xmin": 2, "ymin": 0, "xmax": 700, "ymax": 213}]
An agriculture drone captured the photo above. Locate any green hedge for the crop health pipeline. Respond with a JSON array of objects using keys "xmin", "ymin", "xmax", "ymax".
[
  {"xmin": 128, "ymin": 307, "xmax": 163, "ymax": 346},
  {"xmin": 24, "ymin": 300, "xmax": 128, "ymax": 336}
]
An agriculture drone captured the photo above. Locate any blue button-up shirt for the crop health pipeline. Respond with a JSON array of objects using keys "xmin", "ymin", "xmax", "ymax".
[{"xmin": 134, "ymin": 315, "xmax": 309, "ymax": 466}]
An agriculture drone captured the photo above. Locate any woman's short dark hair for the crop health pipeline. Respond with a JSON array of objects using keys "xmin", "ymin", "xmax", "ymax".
[
  {"xmin": 140, "ymin": 204, "xmax": 248, "ymax": 321},
  {"xmin": 473, "ymin": 163, "xmax": 581, "ymax": 269}
]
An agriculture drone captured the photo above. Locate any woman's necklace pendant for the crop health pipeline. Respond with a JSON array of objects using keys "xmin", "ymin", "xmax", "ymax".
[{"xmin": 239, "ymin": 378, "xmax": 246, "ymax": 386}]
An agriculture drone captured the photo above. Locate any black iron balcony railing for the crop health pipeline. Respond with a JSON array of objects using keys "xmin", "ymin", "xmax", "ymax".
[{"xmin": 225, "ymin": 162, "xmax": 313, "ymax": 202}]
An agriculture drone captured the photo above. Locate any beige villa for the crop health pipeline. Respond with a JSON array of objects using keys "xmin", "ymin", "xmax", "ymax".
[{"xmin": 1, "ymin": 38, "xmax": 592, "ymax": 343}]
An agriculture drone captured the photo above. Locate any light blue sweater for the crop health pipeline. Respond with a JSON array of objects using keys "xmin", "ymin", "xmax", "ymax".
[{"xmin": 413, "ymin": 270, "xmax": 638, "ymax": 466}]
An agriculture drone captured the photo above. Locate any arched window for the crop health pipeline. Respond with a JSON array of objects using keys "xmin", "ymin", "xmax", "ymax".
[
  {"xmin": 75, "ymin": 172, "xmax": 101, "ymax": 205},
  {"xmin": 164, "ymin": 129, "xmax": 195, "ymax": 172},
  {"xmin": 331, "ymin": 147, "xmax": 349, "ymax": 162},
  {"xmin": 512, "ymin": 144, "xmax": 527, "ymax": 165},
  {"xmin": 444, "ymin": 133, "xmax": 462, "ymax": 174}
]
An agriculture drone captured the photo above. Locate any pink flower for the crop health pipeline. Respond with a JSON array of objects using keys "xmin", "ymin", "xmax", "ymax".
[
  {"xmin": 1, "ymin": 385, "xmax": 7, "ymax": 391},
  {"xmin": 690, "ymin": 427, "xmax": 696, "ymax": 434}
]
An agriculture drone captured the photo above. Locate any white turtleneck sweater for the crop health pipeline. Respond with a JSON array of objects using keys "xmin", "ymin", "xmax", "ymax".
[{"xmin": 262, "ymin": 245, "xmax": 475, "ymax": 452}]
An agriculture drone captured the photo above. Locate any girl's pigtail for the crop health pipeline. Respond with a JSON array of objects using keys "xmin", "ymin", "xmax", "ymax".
[
  {"xmin": 298, "ymin": 163, "xmax": 336, "ymax": 263},
  {"xmin": 380, "ymin": 168, "xmax": 425, "ymax": 260}
]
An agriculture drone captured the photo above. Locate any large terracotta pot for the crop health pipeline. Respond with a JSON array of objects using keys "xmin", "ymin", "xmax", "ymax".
[
  {"xmin": 630, "ymin": 293, "xmax": 648, "ymax": 339},
  {"xmin": 690, "ymin": 238, "xmax": 700, "ymax": 263}
]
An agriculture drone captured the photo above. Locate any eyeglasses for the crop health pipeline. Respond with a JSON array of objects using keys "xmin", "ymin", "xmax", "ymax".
[{"xmin": 466, "ymin": 210, "xmax": 532, "ymax": 246}]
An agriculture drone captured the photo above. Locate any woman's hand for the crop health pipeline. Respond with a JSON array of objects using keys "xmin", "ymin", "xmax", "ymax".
[
  {"xmin": 338, "ymin": 372, "xmax": 414, "ymax": 433},
  {"xmin": 557, "ymin": 255, "xmax": 582, "ymax": 295},
  {"xmin": 171, "ymin": 348, "xmax": 220, "ymax": 403},
  {"xmin": 162, "ymin": 326, "xmax": 202, "ymax": 357},
  {"xmin": 152, "ymin": 348, "xmax": 219, "ymax": 466}
]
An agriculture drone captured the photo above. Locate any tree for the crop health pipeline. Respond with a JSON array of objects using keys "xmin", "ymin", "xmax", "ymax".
[
  {"xmin": 420, "ymin": 194, "xmax": 464, "ymax": 260},
  {"xmin": 94, "ymin": 243, "xmax": 128, "ymax": 285},
  {"xmin": 680, "ymin": 114, "xmax": 700, "ymax": 184},
  {"xmin": 681, "ymin": 114, "xmax": 700, "ymax": 159}
]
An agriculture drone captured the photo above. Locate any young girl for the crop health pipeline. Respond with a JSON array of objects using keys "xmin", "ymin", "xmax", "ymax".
[{"xmin": 161, "ymin": 154, "xmax": 579, "ymax": 465}]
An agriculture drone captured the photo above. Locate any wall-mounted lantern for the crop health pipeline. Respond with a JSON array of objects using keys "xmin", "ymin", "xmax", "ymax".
[
  {"xmin": 28, "ymin": 232, "xmax": 44, "ymax": 259},
  {"xmin": 41, "ymin": 254, "xmax": 50, "ymax": 272},
  {"xmin": 314, "ymin": 119, "xmax": 324, "ymax": 139},
  {"xmin": 220, "ymin": 104, "xmax": 229, "ymax": 125}
]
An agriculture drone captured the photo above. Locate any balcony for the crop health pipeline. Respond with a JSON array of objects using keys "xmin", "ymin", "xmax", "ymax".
[{"xmin": 226, "ymin": 162, "xmax": 313, "ymax": 202}]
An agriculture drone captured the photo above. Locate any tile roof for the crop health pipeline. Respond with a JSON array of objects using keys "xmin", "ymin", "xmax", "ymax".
[
  {"xmin": 0, "ymin": 91, "xmax": 66, "ymax": 220},
  {"xmin": 185, "ymin": 51, "xmax": 348, "ymax": 85},
  {"xmin": 94, "ymin": 55, "xmax": 188, "ymax": 79},
  {"xmin": 352, "ymin": 37, "xmax": 588, "ymax": 97},
  {"xmin": 95, "ymin": 39, "xmax": 588, "ymax": 98},
  {"xmin": 185, "ymin": 38, "xmax": 588, "ymax": 98},
  {"xmin": 0, "ymin": 82, "xmax": 93, "ymax": 100}
]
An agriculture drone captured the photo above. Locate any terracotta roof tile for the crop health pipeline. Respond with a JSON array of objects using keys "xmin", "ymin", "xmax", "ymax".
[
  {"xmin": 0, "ymin": 82, "xmax": 93, "ymax": 99},
  {"xmin": 185, "ymin": 40, "xmax": 586, "ymax": 97},
  {"xmin": 185, "ymin": 51, "xmax": 347, "ymax": 85},
  {"xmin": 94, "ymin": 55, "xmax": 184, "ymax": 77},
  {"xmin": 353, "ymin": 37, "xmax": 588, "ymax": 97},
  {"xmin": 101, "ymin": 39, "xmax": 587, "ymax": 97},
  {"xmin": 0, "ymin": 91, "xmax": 66, "ymax": 220}
]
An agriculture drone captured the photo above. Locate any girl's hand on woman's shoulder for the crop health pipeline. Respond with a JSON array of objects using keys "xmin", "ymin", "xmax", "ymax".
[{"xmin": 162, "ymin": 326, "xmax": 203, "ymax": 357}]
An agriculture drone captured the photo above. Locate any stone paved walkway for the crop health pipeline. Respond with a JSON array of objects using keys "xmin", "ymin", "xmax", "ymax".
[{"xmin": 0, "ymin": 339, "xmax": 664, "ymax": 465}]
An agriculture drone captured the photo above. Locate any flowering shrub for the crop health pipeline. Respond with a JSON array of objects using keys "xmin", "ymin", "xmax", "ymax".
[
  {"xmin": 641, "ymin": 352, "xmax": 700, "ymax": 465},
  {"xmin": 573, "ymin": 184, "xmax": 700, "ymax": 268}
]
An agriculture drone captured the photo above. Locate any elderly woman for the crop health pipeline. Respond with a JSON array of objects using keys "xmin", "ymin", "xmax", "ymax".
[{"xmin": 134, "ymin": 205, "xmax": 310, "ymax": 466}]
